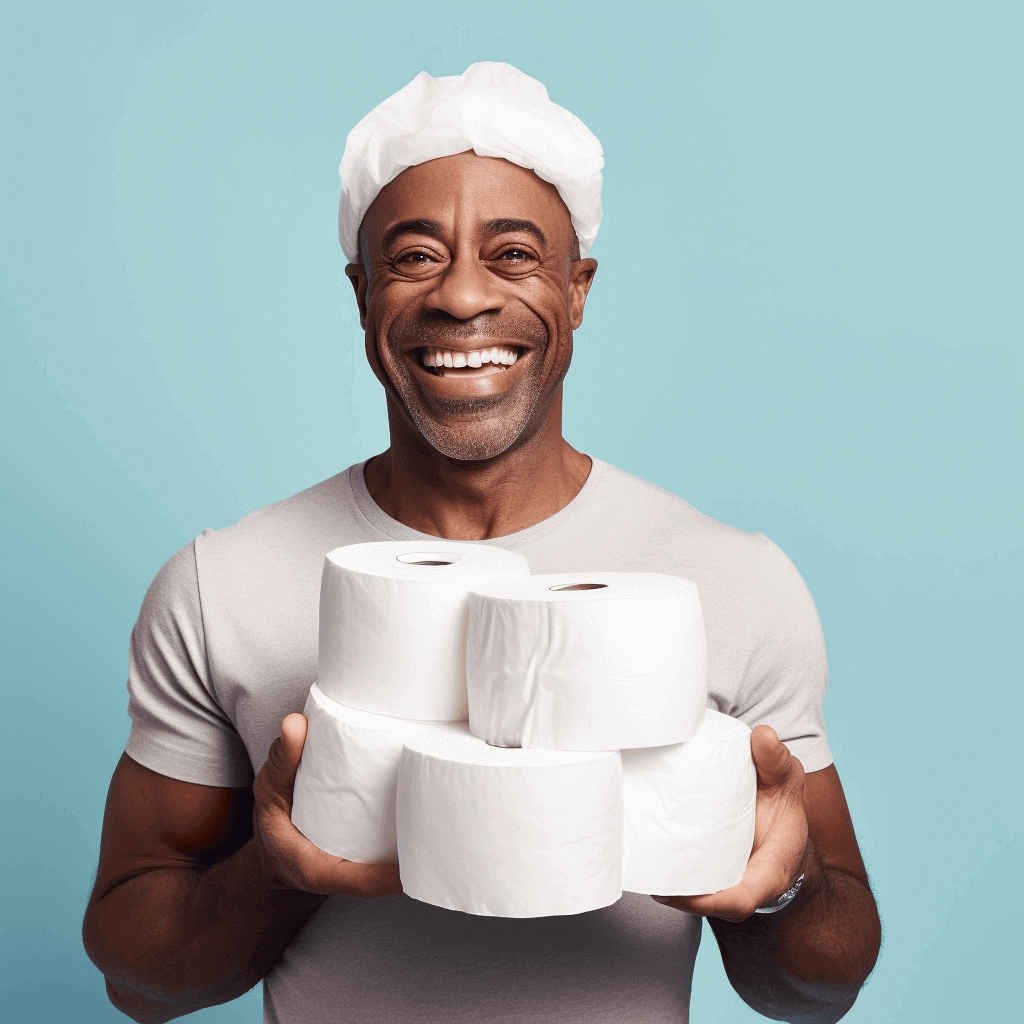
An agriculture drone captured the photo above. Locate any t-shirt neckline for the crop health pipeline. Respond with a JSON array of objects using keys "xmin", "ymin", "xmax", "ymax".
[{"xmin": 348, "ymin": 456, "xmax": 609, "ymax": 551}]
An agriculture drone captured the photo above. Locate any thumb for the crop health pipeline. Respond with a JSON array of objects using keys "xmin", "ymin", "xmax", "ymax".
[
  {"xmin": 749, "ymin": 725, "xmax": 798, "ymax": 789},
  {"xmin": 261, "ymin": 713, "xmax": 309, "ymax": 803}
]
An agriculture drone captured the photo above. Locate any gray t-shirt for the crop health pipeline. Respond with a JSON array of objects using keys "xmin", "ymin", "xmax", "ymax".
[{"xmin": 125, "ymin": 458, "xmax": 832, "ymax": 1024}]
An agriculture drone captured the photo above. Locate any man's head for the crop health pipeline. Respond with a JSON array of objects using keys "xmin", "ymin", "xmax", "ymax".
[
  {"xmin": 339, "ymin": 63, "xmax": 602, "ymax": 463},
  {"xmin": 346, "ymin": 151, "xmax": 596, "ymax": 461}
]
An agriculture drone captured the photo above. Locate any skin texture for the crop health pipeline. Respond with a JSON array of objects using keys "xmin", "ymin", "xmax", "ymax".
[{"xmin": 83, "ymin": 152, "xmax": 880, "ymax": 1023}]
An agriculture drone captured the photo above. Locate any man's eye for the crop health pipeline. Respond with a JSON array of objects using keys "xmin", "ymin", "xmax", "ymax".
[
  {"xmin": 399, "ymin": 252, "xmax": 433, "ymax": 264},
  {"xmin": 500, "ymin": 249, "xmax": 531, "ymax": 261}
]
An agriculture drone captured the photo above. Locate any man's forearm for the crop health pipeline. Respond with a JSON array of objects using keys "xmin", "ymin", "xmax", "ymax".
[
  {"xmin": 83, "ymin": 837, "xmax": 326, "ymax": 1023},
  {"xmin": 708, "ymin": 848, "xmax": 881, "ymax": 1024}
]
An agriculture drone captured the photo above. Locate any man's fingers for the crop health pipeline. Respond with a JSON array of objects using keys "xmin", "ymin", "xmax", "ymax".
[
  {"xmin": 302, "ymin": 846, "xmax": 403, "ymax": 898},
  {"xmin": 652, "ymin": 811, "xmax": 809, "ymax": 921},
  {"xmin": 750, "ymin": 725, "xmax": 800, "ymax": 789},
  {"xmin": 274, "ymin": 828, "xmax": 404, "ymax": 897},
  {"xmin": 652, "ymin": 729, "xmax": 810, "ymax": 922},
  {"xmin": 653, "ymin": 892, "xmax": 750, "ymax": 921},
  {"xmin": 255, "ymin": 776, "xmax": 403, "ymax": 898},
  {"xmin": 651, "ymin": 866, "xmax": 777, "ymax": 922},
  {"xmin": 251, "ymin": 712, "xmax": 401, "ymax": 899},
  {"xmin": 273, "ymin": 713, "xmax": 309, "ymax": 773},
  {"xmin": 258, "ymin": 714, "xmax": 309, "ymax": 805}
]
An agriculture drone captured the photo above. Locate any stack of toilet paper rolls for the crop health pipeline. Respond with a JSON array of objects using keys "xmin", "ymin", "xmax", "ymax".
[{"xmin": 292, "ymin": 542, "xmax": 757, "ymax": 919}]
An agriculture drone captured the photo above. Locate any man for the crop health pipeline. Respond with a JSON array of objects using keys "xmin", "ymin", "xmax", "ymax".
[{"xmin": 83, "ymin": 63, "xmax": 881, "ymax": 1023}]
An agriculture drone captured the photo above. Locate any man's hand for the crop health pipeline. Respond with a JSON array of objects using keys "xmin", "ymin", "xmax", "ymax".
[
  {"xmin": 650, "ymin": 727, "xmax": 880, "ymax": 1022},
  {"xmin": 84, "ymin": 713, "xmax": 401, "ymax": 1023},
  {"xmin": 252, "ymin": 712, "xmax": 402, "ymax": 898},
  {"xmin": 653, "ymin": 725, "xmax": 812, "ymax": 920}
]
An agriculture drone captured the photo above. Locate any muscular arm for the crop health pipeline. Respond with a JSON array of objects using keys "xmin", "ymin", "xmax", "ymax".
[
  {"xmin": 707, "ymin": 764, "xmax": 880, "ymax": 1023},
  {"xmin": 659, "ymin": 730, "xmax": 881, "ymax": 1024},
  {"xmin": 83, "ymin": 715, "xmax": 400, "ymax": 1024}
]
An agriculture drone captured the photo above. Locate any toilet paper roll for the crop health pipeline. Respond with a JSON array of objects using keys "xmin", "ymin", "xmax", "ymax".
[
  {"xmin": 467, "ymin": 572, "xmax": 708, "ymax": 750},
  {"xmin": 622, "ymin": 709, "xmax": 756, "ymax": 896},
  {"xmin": 319, "ymin": 541, "xmax": 530, "ymax": 721},
  {"xmin": 291, "ymin": 683, "xmax": 434, "ymax": 863},
  {"xmin": 396, "ymin": 723, "xmax": 624, "ymax": 918}
]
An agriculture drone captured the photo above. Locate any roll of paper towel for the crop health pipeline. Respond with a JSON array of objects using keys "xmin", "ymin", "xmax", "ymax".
[
  {"xmin": 466, "ymin": 572, "xmax": 708, "ymax": 750},
  {"xmin": 291, "ymin": 683, "xmax": 434, "ymax": 863},
  {"xmin": 318, "ymin": 541, "xmax": 529, "ymax": 721},
  {"xmin": 622, "ymin": 709, "xmax": 756, "ymax": 896},
  {"xmin": 396, "ymin": 723, "xmax": 624, "ymax": 918}
]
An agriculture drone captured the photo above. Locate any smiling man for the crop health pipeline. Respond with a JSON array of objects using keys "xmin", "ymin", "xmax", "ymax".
[{"xmin": 83, "ymin": 64, "xmax": 880, "ymax": 1024}]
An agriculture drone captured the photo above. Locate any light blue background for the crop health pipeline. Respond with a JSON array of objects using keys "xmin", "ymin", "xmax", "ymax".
[{"xmin": 2, "ymin": 2, "xmax": 1020, "ymax": 1021}]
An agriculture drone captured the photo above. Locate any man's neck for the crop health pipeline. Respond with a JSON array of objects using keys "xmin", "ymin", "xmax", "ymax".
[{"xmin": 363, "ymin": 397, "xmax": 592, "ymax": 540}]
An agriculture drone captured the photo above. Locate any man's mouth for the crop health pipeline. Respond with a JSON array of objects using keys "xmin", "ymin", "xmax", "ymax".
[{"xmin": 418, "ymin": 346, "xmax": 520, "ymax": 377}]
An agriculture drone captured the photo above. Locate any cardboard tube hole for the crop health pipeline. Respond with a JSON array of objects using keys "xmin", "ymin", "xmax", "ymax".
[
  {"xmin": 396, "ymin": 551, "xmax": 456, "ymax": 566},
  {"xmin": 550, "ymin": 583, "xmax": 608, "ymax": 591}
]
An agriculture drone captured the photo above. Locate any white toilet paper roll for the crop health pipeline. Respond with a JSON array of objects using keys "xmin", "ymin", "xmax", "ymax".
[
  {"xmin": 622, "ymin": 709, "xmax": 756, "ymax": 896},
  {"xmin": 318, "ymin": 541, "xmax": 529, "ymax": 721},
  {"xmin": 291, "ymin": 683, "xmax": 434, "ymax": 863},
  {"xmin": 396, "ymin": 723, "xmax": 624, "ymax": 918},
  {"xmin": 467, "ymin": 572, "xmax": 708, "ymax": 750}
]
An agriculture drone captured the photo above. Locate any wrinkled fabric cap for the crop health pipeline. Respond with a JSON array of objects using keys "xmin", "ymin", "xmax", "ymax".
[{"xmin": 339, "ymin": 62, "xmax": 604, "ymax": 262}]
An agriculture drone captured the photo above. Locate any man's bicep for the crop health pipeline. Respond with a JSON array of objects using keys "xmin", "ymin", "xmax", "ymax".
[
  {"xmin": 803, "ymin": 764, "xmax": 870, "ymax": 885},
  {"xmin": 91, "ymin": 753, "xmax": 254, "ymax": 901}
]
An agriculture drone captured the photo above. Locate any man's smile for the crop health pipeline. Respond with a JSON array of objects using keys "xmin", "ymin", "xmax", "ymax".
[
  {"xmin": 419, "ymin": 345, "xmax": 520, "ymax": 376},
  {"xmin": 403, "ymin": 341, "xmax": 531, "ymax": 397}
]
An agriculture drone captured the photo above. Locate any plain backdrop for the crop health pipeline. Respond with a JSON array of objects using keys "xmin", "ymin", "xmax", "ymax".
[{"xmin": 2, "ymin": 2, "xmax": 1020, "ymax": 1022}]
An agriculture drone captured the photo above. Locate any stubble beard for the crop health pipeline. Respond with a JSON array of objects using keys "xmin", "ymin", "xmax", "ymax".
[{"xmin": 382, "ymin": 312, "xmax": 558, "ymax": 462}]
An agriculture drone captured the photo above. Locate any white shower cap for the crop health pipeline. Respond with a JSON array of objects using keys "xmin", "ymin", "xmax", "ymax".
[{"xmin": 339, "ymin": 62, "xmax": 604, "ymax": 262}]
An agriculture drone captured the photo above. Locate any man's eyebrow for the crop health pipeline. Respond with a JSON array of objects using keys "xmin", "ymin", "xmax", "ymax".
[
  {"xmin": 483, "ymin": 218, "xmax": 548, "ymax": 247},
  {"xmin": 381, "ymin": 219, "xmax": 444, "ymax": 250}
]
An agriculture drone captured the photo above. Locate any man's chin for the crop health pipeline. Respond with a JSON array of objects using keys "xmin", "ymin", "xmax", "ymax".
[
  {"xmin": 399, "ymin": 404, "xmax": 531, "ymax": 462},
  {"xmin": 417, "ymin": 424, "xmax": 525, "ymax": 463}
]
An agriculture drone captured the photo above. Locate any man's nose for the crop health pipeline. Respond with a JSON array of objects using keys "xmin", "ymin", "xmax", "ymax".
[{"xmin": 422, "ymin": 253, "xmax": 506, "ymax": 320}]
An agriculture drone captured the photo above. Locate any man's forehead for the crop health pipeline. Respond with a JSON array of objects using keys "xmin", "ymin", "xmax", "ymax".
[{"xmin": 365, "ymin": 153, "xmax": 572, "ymax": 240}]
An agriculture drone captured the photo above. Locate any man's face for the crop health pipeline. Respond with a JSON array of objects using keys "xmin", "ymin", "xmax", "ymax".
[{"xmin": 346, "ymin": 152, "xmax": 597, "ymax": 462}]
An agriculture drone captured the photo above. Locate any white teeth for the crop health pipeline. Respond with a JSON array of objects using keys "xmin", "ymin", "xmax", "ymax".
[{"xmin": 422, "ymin": 346, "xmax": 519, "ymax": 370}]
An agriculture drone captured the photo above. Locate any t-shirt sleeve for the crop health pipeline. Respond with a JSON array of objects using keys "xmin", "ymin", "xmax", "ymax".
[
  {"xmin": 731, "ymin": 537, "xmax": 834, "ymax": 774},
  {"xmin": 124, "ymin": 541, "xmax": 255, "ymax": 788}
]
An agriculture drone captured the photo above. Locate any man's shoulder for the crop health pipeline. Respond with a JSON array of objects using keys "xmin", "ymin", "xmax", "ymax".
[
  {"xmin": 182, "ymin": 466, "xmax": 383, "ymax": 610},
  {"xmin": 563, "ymin": 459, "xmax": 810, "ymax": 608},
  {"xmin": 210, "ymin": 469, "xmax": 351, "ymax": 538},
  {"xmin": 195, "ymin": 468, "xmax": 360, "ymax": 561},
  {"xmin": 595, "ymin": 460, "xmax": 777, "ymax": 561}
]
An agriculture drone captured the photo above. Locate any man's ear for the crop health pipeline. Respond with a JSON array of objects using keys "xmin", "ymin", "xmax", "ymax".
[
  {"xmin": 344, "ymin": 262, "xmax": 369, "ymax": 328},
  {"xmin": 568, "ymin": 258, "xmax": 598, "ymax": 330}
]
